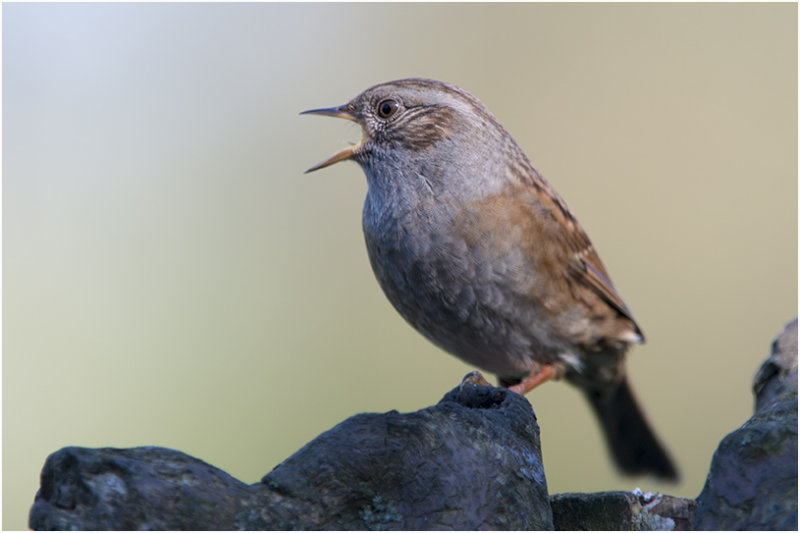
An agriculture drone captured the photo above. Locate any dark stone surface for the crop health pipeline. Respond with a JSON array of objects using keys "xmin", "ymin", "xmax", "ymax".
[
  {"xmin": 551, "ymin": 490, "xmax": 696, "ymax": 531},
  {"xmin": 28, "ymin": 446, "xmax": 254, "ymax": 530},
  {"xmin": 261, "ymin": 382, "xmax": 552, "ymax": 530},
  {"xmin": 753, "ymin": 318, "xmax": 798, "ymax": 413},
  {"xmin": 29, "ymin": 320, "xmax": 798, "ymax": 531},
  {"xmin": 694, "ymin": 319, "xmax": 798, "ymax": 531},
  {"xmin": 30, "ymin": 381, "xmax": 553, "ymax": 530}
]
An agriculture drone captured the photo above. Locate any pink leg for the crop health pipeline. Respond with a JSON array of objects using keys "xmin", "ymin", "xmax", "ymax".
[{"xmin": 507, "ymin": 365, "xmax": 558, "ymax": 395}]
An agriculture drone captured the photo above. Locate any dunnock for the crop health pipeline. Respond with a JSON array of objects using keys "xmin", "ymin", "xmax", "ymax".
[{"xmin": 302, "ymin": 78, "xmax": 677, "ymax": 480}]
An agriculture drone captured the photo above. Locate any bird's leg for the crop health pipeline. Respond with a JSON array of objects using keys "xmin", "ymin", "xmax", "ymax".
[{"xmin": 507, "ymin": 364, "xmax": 560, "ymax": 395}]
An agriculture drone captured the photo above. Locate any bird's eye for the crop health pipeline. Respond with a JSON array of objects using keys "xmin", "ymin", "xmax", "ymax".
[{"xmin": 376, "ymin": 99, "xmax": 399, "ymax": 119}]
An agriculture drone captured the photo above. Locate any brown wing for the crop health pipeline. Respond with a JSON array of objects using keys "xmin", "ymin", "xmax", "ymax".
[
  {"xmin": 572, "ymin": 243, "xmax": 642, "ymax": 335},
  {"xmin": 515, "ymin": 165, "xmax": 644, "ymax": 342}
]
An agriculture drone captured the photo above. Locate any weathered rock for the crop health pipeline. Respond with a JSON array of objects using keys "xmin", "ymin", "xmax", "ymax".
[
  {"xmin": 30, "ymin": 381, "xmax": 553, "ymax": 530},
  {"xmin": 753, "ymin": 318, "xmax": 798, "ymax": 412},
  {"xmin": 694, "ymin": 319, "xmax": 798, "ymax": 531},
  {"xmin": 262, "ymin": 382, "xmax": 551, "ymax": 529},
  {"xmin": 29, "ymin": 320, "xmax": 799, "ymax": 530},
  {"xmin": 550, "ymin": 490, "xmax": 696, "ymax": 531},
  {"xmin": 28, "ymin": 446, "xmax": 254, "ymax": 530}
]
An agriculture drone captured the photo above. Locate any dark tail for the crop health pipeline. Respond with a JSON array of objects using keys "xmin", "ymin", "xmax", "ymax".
[{"xmin": 584, "ymin": 377, "xmax": 678, "ymax": 480}]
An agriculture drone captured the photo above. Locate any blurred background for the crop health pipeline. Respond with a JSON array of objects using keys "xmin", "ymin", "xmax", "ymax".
[{"xmin": 3, "ymin": 3, "xmax": 797, "ymax": 529}]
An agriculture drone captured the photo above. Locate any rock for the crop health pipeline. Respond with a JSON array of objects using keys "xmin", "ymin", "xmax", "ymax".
[
  {"xmin": 28, "ymin": 446, "xmax": 254, "ymax": 530},
  {"xmin": 550, "ymin": 489, "xmax": 696, "ymax": 531},
  {"xmin": 262, "ymin": 381, "xmax": 552, "ymax": 530},
  {"xmin": 753, "ymin": 318, "xmax": 798, "ymax": 412},
  {"xmin": 30, "ymin": 379, "xmax": 553, "ymax": 530},
  {"xmin": 694, "ymin": 319, "xmax": 798, "ymax": 531},
  {"xmin": 29, "ymin": 319, "xmax": 798, "ymax": 530}
]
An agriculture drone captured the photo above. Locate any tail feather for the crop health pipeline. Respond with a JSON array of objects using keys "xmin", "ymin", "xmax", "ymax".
[{"xmin": 584, "ymin": 377, "xmax": 678, "ymax": 480}]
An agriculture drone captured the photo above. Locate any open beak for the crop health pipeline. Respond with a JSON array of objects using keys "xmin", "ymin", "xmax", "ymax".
[{"xmin": 300, "ymin": 105, "xmax": 367, "ymax": 173}]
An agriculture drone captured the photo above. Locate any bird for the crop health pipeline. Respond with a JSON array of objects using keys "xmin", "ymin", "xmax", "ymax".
[{"xmin": 301, "ymin": 78, "xmax": 677, "ymax": 480}]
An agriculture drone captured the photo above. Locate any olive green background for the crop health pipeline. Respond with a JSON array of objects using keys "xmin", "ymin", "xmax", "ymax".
[{"xmin": 4, "ymin": 3, "xmax": 797, "ymax": 529}]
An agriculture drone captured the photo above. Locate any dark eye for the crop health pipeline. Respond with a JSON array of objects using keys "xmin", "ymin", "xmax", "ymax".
[{"xmin": 376, "ymin": 98, "xmax": 399, "ymax": 118}]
